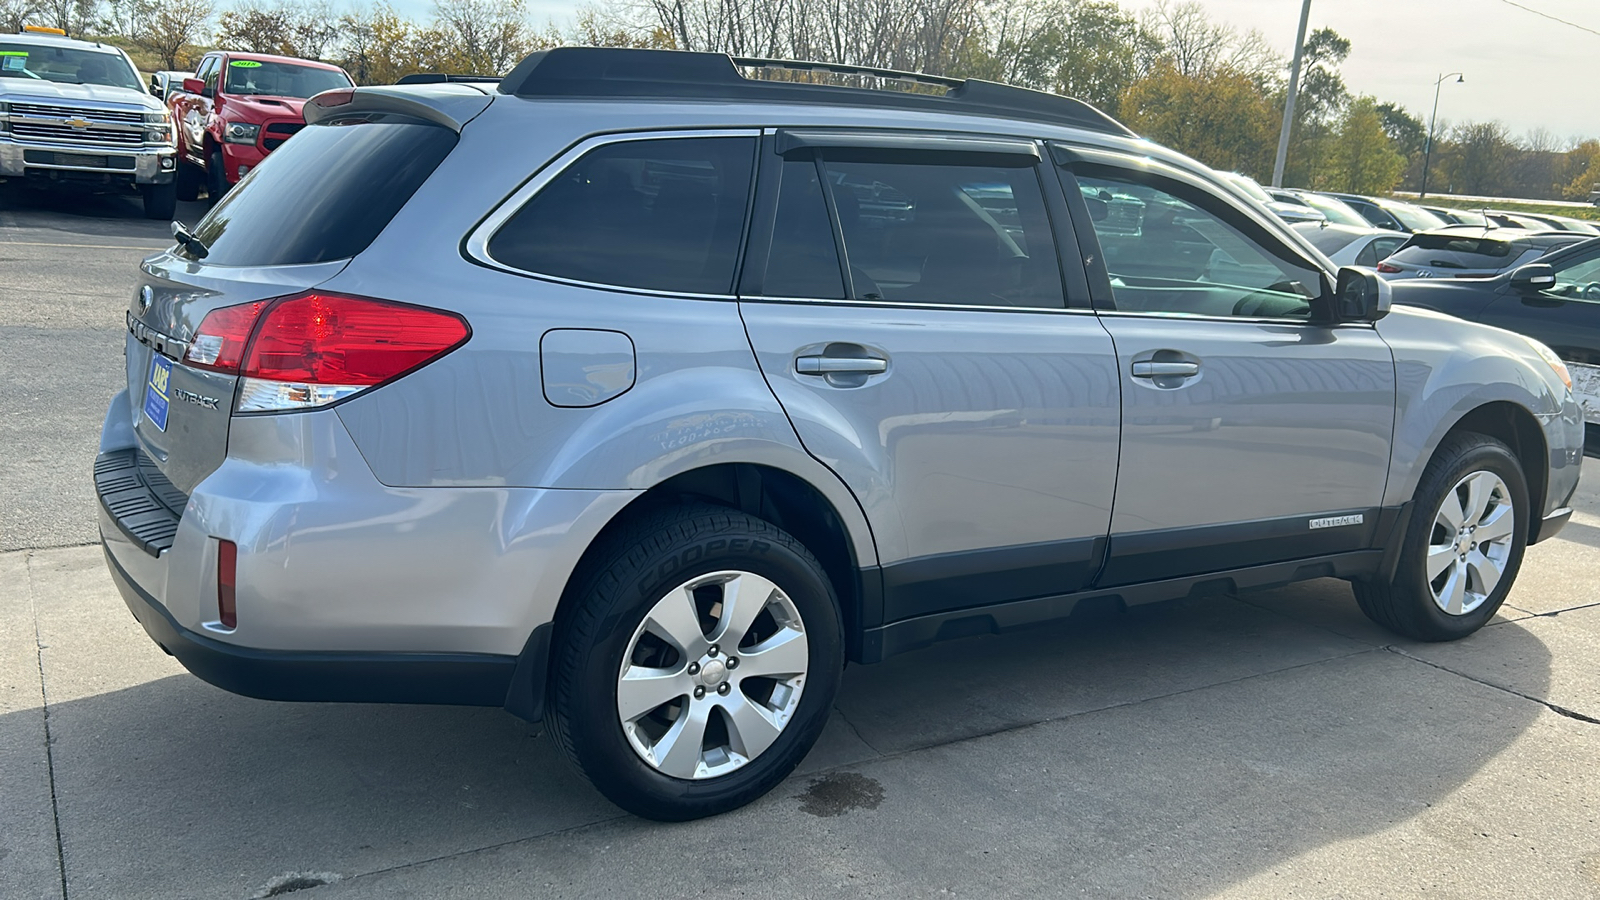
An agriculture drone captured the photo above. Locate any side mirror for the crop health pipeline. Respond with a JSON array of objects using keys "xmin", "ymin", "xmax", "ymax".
[
  {"xmin": 1314, "ymin": 267, "xmax": 1391, "ymax": 325},
  {"xmin": 1509, "ymin": 263, "xmax": 1556, "ymax": 292},
  {"xmin": 182, "ymin": 77, "xmax": 204, "ymax": 94}
]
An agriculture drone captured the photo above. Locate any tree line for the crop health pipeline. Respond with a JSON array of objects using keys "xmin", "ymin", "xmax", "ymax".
[{"xmin": 8, "ymin": 0, "xmax": 1597, "ymax": 201}]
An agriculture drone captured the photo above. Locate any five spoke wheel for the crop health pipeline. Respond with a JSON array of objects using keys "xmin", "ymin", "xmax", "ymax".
[
  {"xmin": 1426, "ymin": 470, "xmax": 1516, "ymax": 616},
  {"xmin": 617, "ymin": 570, "xmax": 809, "ymax": 780}
]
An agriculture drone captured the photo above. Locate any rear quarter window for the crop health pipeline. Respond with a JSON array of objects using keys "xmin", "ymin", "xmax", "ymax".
[{"xmin": 189, "ymin": 116, "xmax": 457, "ymax": 267}]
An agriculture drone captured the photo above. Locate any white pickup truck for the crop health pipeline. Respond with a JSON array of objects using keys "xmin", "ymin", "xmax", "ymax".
[{"xmin": 0, "ymin": 27, "xmax": 178, "ymax": 218}]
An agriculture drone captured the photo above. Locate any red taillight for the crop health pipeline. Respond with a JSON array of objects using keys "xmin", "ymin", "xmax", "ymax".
[
  {"xmin": 242, "ymin": 293, "xmax": 469, "ymax": 385},
  {"xmin": 217, "ymin": 539, "xmax": 237, "ymax": 629},
  {"xmin": 184, "ymin": 293, "xmax": 469, "ymax": 411},
  {"xmin": 185, "ymin": 301, "xmax": 267, "ymax": 373},
  {"xmin": 1376, "ymin": 262, "xmax": 1402, "ymax": 274}
]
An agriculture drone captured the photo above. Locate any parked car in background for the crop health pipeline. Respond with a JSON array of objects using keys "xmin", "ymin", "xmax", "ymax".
[
  {"xmin": 167, "ymin": 50, "xmax": 353, "ymax": 200},
  {"xmin": 1321, "ymin": 192, "xmax": 1448, "ymax": 233},
  {"xmin": 1488, "ymin": 211, "xmax": 1600, "ymax": 235},
  {"xmin": 1420, "ymin": 206, "xmax": 1490, "ymax": 227},
  {"xmin": 1376, "ymin": 227, "xmax": 1586, "ymax": 280},
  {"xmin": 1220, "ymin": 171, "xmax": 1324, "ymax": 224},
  {"xmin": 1292, "ymin": 222, "xmax": 1408, "ymax": 268},
  {"xmin": 147, "ymin": 69, "xmax": 190, "ymax": 100},
  {"xmin": 0, "ymin": 26, "xmax": 178, "ymax": 218},
  {"xmin": 98, "ymin": 47, "xmax": 1582, "ymax": 822},
  {"xmin": 1274, "ymin": 189, "xmax": 1370, "ymax": 228},
  {"xmin": 1391, "ymin": 236, "xmax": 1600, "ymax": 441}
]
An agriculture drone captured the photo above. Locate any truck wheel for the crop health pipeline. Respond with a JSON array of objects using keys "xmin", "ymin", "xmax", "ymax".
[
  {"xmin": 141, "ymin": 181, "xmax": 177, "ymax": 221},
  {"xmin": 175, "ymin": 161, "xmax": 201, "ymax": 202},
  {"xmin": 1354, "ymin": 433, "xmax": 1528, "ymax": 641},
  {"xmin": 548, "ymin": 504, "xmax": 843, "ymax": 821},
  {"xmin": 207, "ymin": 146, "xmax": 228, "ymax": 202}
]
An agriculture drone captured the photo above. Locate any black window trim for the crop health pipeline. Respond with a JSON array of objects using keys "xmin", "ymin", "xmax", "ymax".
[
  {"xmin": 1051, "ymin": 143, "xmax": 1348, "ymax": 325},
  {"xmin": 463, "ymin": 128, "xmax": 764, "ymax": 300},
  {"xmin": 739, "ymin": 128, "xmax": 1093, "ymax": 315}
]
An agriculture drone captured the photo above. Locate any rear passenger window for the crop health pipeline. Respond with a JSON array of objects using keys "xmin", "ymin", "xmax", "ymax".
[
  {"xmin": 488, "ymin": 137, "xmax": 756, "ymax": 295},
  {"xmin": 759, "ymin": 157, "xmax": 1064, "ymax": 308}
]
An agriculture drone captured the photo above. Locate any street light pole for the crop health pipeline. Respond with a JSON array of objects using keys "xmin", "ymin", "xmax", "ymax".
[
  {"xmin": 1271, "ymin": 0, "xmax": 1314, "ymax": 188},
  {"xmin": 1420, "ymin": 72, "xmax": 1464, "ymax": 199}
]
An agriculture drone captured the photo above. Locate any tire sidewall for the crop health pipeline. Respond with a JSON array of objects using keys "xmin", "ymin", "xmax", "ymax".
[
  {"xmin": 1400, "ymin": 439, "xmax": 1529, "ymax": 637},
  {"xmin": 564, "ymin": 518, "xmax": 842, "ymax": 819}
]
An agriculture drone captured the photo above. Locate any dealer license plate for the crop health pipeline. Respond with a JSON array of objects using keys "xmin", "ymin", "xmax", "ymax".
[{"xmin": 143, "ymin": 354, "xmax": 171, "ymax": 432}]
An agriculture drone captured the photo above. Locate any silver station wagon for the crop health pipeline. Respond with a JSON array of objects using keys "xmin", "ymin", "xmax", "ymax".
[{"xmin": 97, "ymin": 48, "xmax": 1583, "ymax": 820}]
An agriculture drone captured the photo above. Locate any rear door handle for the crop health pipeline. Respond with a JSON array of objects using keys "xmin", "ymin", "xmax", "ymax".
[
  {"xmin": 1131, "ymin": 361, "xmax": 1200, "ymax": 378},
  {"xmin": 796, "ymin": 356, "xmax": 888, "ymax": 375}
]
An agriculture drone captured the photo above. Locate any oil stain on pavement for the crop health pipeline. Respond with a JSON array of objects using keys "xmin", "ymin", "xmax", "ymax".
[{"xmin": 797, "ymin": 772, "xmax": 885, "ymax": 817}]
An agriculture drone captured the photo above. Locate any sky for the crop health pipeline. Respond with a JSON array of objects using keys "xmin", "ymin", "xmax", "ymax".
[{"xmin": 392, "ymin": 0, "xmax": 1599, "ymax": 143}]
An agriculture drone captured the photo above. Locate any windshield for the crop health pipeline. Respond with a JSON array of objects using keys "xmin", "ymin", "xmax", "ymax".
[
  {"xmin": 0, "ymin": 43, "xmax": 141, "ymax": 89},
  {"xmin": 1296, "ymin": 193, "xmax": 1370, "ymax": 228},
  {"xmin": 1380, "ymin": 202, "xmax": 1447, "ymax": 232},
  {"xmin": 223, "ymin": 59, "xmax": 351, "ymax": 98}
]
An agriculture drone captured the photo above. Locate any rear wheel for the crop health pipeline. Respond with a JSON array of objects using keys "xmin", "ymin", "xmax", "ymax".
[
  {"xmin": 548, "ymin": 504, "xmax": 842, "ymax": 820},
  {"xmin": 1354, "ymin": 433, "xmax": 1528, "ymax": 640},
  {"xmin": 207, "ymin": 146, "xmax": 228, "ymax": 202},
  {"xmin": 141, "ymin": 181, "xmax": 177, "ymax": 220},
  {"xmin": 175, "ymin": 161, "xmax": 201, "ymax": 202}
]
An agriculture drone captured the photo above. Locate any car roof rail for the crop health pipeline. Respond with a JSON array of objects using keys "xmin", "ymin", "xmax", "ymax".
[
  {"xmin": 496, "ymin": 47, "xmax": 1134, "ymax": 137},
  {"xmin": 396, "ymin": 73, "xmax": 501, "ymax": 85}
]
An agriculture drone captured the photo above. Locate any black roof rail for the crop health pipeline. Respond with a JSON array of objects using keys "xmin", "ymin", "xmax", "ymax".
[
  {"xmin": 496, "ymin": 47, "xmax": 1134, "ymax": 137},
  {"xmin": 397, "ymin": 73, "xmax": 501, "ymax": 85}
]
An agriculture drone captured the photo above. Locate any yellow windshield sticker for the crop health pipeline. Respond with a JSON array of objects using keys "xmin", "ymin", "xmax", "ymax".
[{"xmin": 229, "ymin": 60, "xmax": 261, "ymax": 68}]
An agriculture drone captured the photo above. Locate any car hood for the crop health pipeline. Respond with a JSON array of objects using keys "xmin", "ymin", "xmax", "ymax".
[
  {"xmin": 222, "ymin": 95, "xmax": 308, "ymax": 119},
  {"xmin": 0, "ymin": 78, "xmax": 161, "ymax": 111}
]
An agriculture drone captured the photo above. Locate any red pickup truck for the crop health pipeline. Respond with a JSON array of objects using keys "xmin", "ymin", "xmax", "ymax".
[{"xmin": 168, "ymin": 51, "xmax": 353, "ymax": 200}]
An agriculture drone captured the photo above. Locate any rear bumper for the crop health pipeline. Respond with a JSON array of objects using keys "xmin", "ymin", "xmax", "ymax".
[{"xmin": 0, "ymin": 139, "xmax": 175, "ymax": 184}]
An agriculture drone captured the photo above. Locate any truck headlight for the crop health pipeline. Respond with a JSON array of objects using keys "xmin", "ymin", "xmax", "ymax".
[{"xmin": 223, "ymin": 122, "xmax": 260, "ymax": 144}]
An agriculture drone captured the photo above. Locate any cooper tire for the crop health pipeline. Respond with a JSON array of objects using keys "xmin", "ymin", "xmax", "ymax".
[
  {"xmin": 548, "ymin": 503, "xmax": 843, "ymax": 821},
  {"xmin": 1354, "ymin": 432, "xmax": 1528, "ymax": 641}
]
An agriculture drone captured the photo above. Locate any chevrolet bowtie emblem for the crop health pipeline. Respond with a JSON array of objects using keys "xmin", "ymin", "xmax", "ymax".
[{"xmin": 63, "ymin": 117, "xmax": 91, "ymax": 130}]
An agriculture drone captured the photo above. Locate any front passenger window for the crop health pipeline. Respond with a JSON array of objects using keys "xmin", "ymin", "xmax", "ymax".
[{"xmin": 1075, "ymin": 171, "xmax": 1321, "ymax": 319}]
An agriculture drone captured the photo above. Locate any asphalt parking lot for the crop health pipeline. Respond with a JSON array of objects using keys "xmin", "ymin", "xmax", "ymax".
[{"xmin": 3, "ymin": 190, "xmax": 1599, "ymax": 900}]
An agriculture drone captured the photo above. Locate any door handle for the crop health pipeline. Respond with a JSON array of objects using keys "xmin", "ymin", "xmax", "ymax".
[
  {"xmin": 1131, "ymin": 361, "xmax": 1200, "ymax": 378},
  {"xmin": 796, "ymin": 356, "xmax": 888, "ymax": 375}
]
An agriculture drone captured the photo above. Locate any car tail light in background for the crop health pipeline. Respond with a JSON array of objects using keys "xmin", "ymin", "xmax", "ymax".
[
  {"xmin": 184, "ymin": 293, "xmax": 470, "ymax": 412},
  {"xmin": 217, "ymin": 539, "xmax": 238, "ymax": 629},
  {"xmin": 1376, "ymin": 262, "xmax": 1402, "ymax": 273}
]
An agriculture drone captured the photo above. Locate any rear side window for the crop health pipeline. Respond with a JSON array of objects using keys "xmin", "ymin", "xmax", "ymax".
[
  {"xmin": 190, "ymin": 118, "xmax": 456, "ymax": 267},
  {"xmin": 1355, "ymin": 235, "xmax": 1405, "ymax": 267},
  {"xmin": 488, "ymin": 137, "xmax": 757, "ymax": 295},
  {"xmin": 1388, "ymin": 235, "xmax": 1514, "ymax": 272}
]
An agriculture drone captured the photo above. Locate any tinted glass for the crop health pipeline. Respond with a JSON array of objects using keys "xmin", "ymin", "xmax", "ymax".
[
  {"xmin": 1355, "ymin": 235, "xmax": 1406, "ymax": 267},
  {"xmin": 816, "ymin": 159, "xmax": 1064, "ymax": 308},
  {"xmin": 0, "ymin": 43, "xmax": 140, "ymax": 90},
  {"xmin": 1381, "ymin": 202, "xmax": 1447, "ymax": 232},
  {"xmin": 1388, "ymin": 235, "xmax": 1515, "ymax": 272},
  {"xmin": 190, "ymin": 118, "xmax": 456, "ymax": 267},
  {"xmin": 489, "ymin": 137, "xmax": 756, "ymax": 295},
  {"xmin": 1078, "ymin": 171, "xmax": 1321, "ymax": 319},
  {"xmin": 223, "ymin": 59, "xmax": 351, "ymax": 98},
  {"xmin": 762, "ymin": 159, "xmax": 844, "ymax": 299}
]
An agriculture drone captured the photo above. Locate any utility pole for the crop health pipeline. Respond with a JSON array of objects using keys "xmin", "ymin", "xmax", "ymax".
[
  {"xmin": 1271, "ymin": 0, "xmax": 1313, "ymax": 188},
  {"xmin": 1420, "ymin": 72, "xmax": 1464, "ymax": 199}
]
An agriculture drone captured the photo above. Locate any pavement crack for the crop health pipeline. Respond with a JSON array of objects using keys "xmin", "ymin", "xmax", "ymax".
[
  {"xmin": 25, "ymin": 550, "xmax": 70, "ymax": 900},
  {"xmin": 832, "ymin": 705, "xmax": 883, "ymax": 757},
  {"xmin": 1386, "ymin": 646, "xmax": 1599, "ymax": 726}
]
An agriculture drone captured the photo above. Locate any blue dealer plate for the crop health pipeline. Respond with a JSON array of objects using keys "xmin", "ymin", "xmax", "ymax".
[{"xmin": 143, "ymin": 354, "xmax": 172, "ymax": 431}]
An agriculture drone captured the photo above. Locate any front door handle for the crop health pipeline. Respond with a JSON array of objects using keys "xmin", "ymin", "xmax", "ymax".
[
  {"xmin": 1131, "ymin": 361, "xmax": 1200, "ymax": 378},
  {"xmin": 796, "ymin": 356, "xmax": 888, "ymax": 375}
]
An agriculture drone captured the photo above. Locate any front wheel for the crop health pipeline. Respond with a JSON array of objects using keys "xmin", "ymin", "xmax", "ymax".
[
  {"xmin": 1354, "ymin": 433, "xmax": 1528, "ymax": 640},
  {"xmin": 141, "ymin": 181, "xmax": 177, "ymax": 220},
  {"xmin": 547, "ymin": 504, "xmax": 843, "ymax": 820}
]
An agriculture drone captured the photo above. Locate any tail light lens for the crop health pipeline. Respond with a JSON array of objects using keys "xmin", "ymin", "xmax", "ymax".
[
  {"xmin": 184, "ymin": 293, "xmax": 469, "ymax": 412},
  {"xmin": 1376, "ymin": 262, "xmax": 1402, "ymax": 274}
]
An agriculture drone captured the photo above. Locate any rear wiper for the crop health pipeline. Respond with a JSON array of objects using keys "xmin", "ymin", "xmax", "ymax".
[{"xmin": 171, "ymin": 221, "xmax": 208, "ymax": 259}]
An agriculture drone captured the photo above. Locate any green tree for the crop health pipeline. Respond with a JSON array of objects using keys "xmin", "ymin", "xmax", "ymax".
[
  {"xmin": 1563, "ymin": 140, "xmax": 1600, "ymax": 200},
  {"xmin": 1442, "ymin": 121, "xmax": 1516, "ymax": 195},
  {"xmin": 1120, "ymin": 61, "xmax": 1278, "ymax": 177},
  {"xmin": 1374, "ymin": 102, "xmax": 1425, "ymax": 156},
  {"xmin": 1321, "ymin": 96, "xmax": 1405, "ymax": 194}
]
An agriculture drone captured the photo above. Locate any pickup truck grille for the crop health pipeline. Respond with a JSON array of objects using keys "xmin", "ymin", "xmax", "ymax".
[{"xmin": 6, "ymin": 102, "xmax": 147, "ymax": 147}]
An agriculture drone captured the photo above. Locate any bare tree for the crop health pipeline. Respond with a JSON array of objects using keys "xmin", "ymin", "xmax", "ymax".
[
  {"xmin": 138, "ymin": 0, "xmax": 213, "ymax": 69},
  {"xmin": 0, "ymin": 0, "xmax": 42, "ymax": 32}
]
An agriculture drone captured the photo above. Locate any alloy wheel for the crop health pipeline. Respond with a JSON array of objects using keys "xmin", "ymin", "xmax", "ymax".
[{"xmin": 1426, "ymin": 470, "xmax": 1516, "ymax": 616}]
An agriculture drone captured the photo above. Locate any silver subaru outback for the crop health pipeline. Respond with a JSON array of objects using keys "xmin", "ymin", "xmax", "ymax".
[{"xmin": 97, "ymin": 48, "xmax": 1582, "ymax": 820}]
